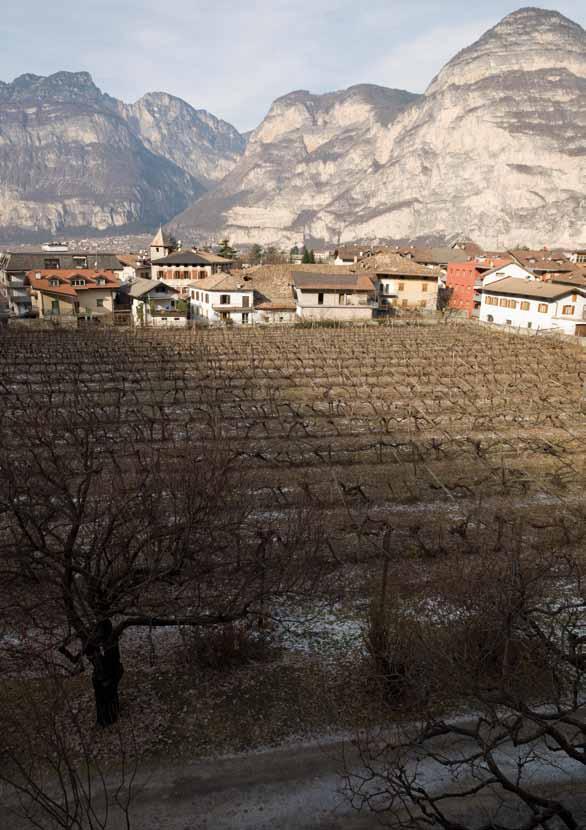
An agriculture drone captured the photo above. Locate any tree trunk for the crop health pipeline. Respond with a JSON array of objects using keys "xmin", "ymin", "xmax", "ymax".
[{"xmin": 91, "ymin": 637, "xmax": 124, "ymax": 728}]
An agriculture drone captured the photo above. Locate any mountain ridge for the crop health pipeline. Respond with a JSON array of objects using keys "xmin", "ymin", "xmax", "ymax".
[
  {"xmin": 171, "ymin": 6, "xmax": 586, "ymax": 249},
  {"xmin": 0, "ymin": 71, "xmax": 246, "ymax": 240}
]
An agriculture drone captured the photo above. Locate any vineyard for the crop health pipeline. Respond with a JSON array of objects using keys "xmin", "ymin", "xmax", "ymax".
[
  {"xmin": 0, "ymin": 322, "xmax": 585, "ymax": 756},
  {"xmin": 2, "ymin": 322, "xmax": 584, "ymax": 525}
]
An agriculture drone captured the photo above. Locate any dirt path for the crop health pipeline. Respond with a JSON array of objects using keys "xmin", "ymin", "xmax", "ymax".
[
  {"xmin": 121, "ymin": 738, "xmax": 373, "ymax": 830},
  {"xmin": 2, "ymin": 730, "xmax": 585, "ymax": 829}
]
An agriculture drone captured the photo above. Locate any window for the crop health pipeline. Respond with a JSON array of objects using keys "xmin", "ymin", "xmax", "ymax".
[
  {"xmin": 95, "ymin": 278, "xmax": 105, "ymax": 285},
  {"xmin": 242, "ymin": 295, "xmax": 250, "ymax": 308},
  {"xmin": 318, "ymin": 293, "xmax": 324, "ymax": 305},
  {"xmin": 51, "ymin": 299, "xmax": 59, "ymax": 314},
  {"xmin": 175, "ymin": 271, "xmax": 181, "ymax": 280},
  {"xmin": 487, "ymin": 314, "xmax": 494, "ymax": 322},
  {"xmin": 398, "ymin": 283, "xmax": 405, "ymax": 292},
  {"xmin": 242, "ymin": 313, "xmax": 249, "ymax": 324},
  {"xmin": 71, "ymin": 279, "xmax": 86, "ymax": 286},
  {"xmin": 49, "ymin": 278, "xmax": 60, "ymax": 287},
  {"xmin": 419, "ymin": 299, "xmax": 426, "ymax": 307},
  {"xmin": 220, "ymin": 294, "xmax": 230, "ymax": 305},
  {"xmin": 527, "ymin": 322, "xmax": 532, "ymax": 329},
  {"xmin": 562, "ymin": 305, "xmax": 575, "ymax": 316},
  {"xmin": 183, "ymin": 271, "xmax": 189, "ymax": 279},
  {"xmin": 72, "ymin": 256, "xmax": 88, "ymax": 269},
  {"xmin": 338, "ymin": 293, "xmax": 345, "ymax": 305},
  {"xmin": 44, "ymin": 258, "xmax": 60, "ymax": 269},
  {"xmin": 538, "ymin": 303, "xmax": 548, "ymax": 314},
  {"xmin": 520, "ymin": 301, "xmax": 530, "ymax": 311},
  {"xmin": 572, "ymin": 294, "xmax": 577, "ymax": 302},
  {"xmin": 96, "ymin": 299, "xmax": 104, "ymax": 308},
  {"xmin": 157, "ymin": 271, "xmax": 164, "ymax": 280},
  {"xmin": 401, "ymin": 299, "xmax": 408, "ymax": 308},
  {"xmin": 421, "ymin": 282, "xmax": 428, "ymax": 293},
  {"xmin": 205, "ymin": 294, "xmax": 209, "ymax": 303}
]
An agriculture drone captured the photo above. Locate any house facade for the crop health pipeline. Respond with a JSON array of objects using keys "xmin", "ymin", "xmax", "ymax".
[
  {"xmin": 375, "ymin": 269, "xmax": 439, "ymax": 311},
  {"xmin": 480, "ymin": 278, "xmax": 586, "ymax": 335},
  {"xmin": 116, "ymin": 254, "xmax": 151, "ymax": 283},
  {"xmin": 28, "ymin": 270, "xmax": 120, "ymax": 319},
  {"xmin": 190, "ymin": 274, "xmax": 255, "ymax": 324},
  {"xmin": 151, "ymin": 250, "xmax": 234, "ymax": 297},
  {"xmin": 0, "ymin": 251, "xmax": 122, "ymax": 317},
  {"xmin": 292, "ymin": 272, "xmax": 375, "ymax": 321},
  {"xmin": 255, "ymin": 301, "xmax": 297, "ymax": 324},
  {"xmin": 446, "ymin": 257, "xmax": 510, "ymax": 317},
  {"xmin": 128, "ymin": 279, "xmax": 188, "ymax": 327}
]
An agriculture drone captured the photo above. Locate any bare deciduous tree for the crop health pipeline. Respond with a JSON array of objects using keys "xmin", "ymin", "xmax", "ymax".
[
  {"xmin": 0, "ymin": 366, "xmax": 328, "ymax": 727},
  {"xmin": 345, "ymin": 518, "xmax": 586, "ymax": 829}
]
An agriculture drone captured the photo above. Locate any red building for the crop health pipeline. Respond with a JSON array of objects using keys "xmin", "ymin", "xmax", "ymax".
[{"xmin": 446, "ymin": 257, "xmax": 510, "ymax": 317}]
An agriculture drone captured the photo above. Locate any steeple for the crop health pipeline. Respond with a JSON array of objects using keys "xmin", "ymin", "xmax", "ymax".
[{"xmin": 150, "ymin": 227, "xmax": 176, "ymax": 262}]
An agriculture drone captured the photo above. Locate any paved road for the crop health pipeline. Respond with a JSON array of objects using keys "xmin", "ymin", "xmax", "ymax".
[{"xmin": 2, "ymin": 730, "xmax": 585, "ymax": 829}]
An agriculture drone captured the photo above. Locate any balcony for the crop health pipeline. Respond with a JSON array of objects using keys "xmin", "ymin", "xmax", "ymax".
[{"xmin": 149, "ymin": 307, "xmax": 188, "ymax": 318}]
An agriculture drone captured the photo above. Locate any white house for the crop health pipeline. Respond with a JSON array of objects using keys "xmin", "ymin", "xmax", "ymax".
[
  {"xmin": 480, "ymin": 278, "xmax": 586, "ymax": 335},
  {"xmin": 333, "ymin": 247, "xmax": 370, "ymax": 266},
  {"xmin": 152, "ymin": 250, "xmax": 234, "ymax": 298},
  {"xmin": 128, "ymin": 279, "xmax": 188, "ymax": 327},
  {"xmin": 292, "ymin": 272, "xmax": 376, "ymax": 321},
  {"xmin": 189, "ymin": 273, "xmax": 255, "ymax": 324},
  {"xmin": 481, "ymin": 262, "xmax": 535, "ymax": 287}
]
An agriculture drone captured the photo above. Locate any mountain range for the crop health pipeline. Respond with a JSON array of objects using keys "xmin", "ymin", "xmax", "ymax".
[
  {"xmin": 1, "ymin": 7, "xmax": 585, "ymax": 247},
  {"xmin": 0, "ymin": 72, "xmax": 245, "ymax": 240}
]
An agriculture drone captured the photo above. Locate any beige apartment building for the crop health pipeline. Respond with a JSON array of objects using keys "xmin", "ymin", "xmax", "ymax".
[
  {"xmin": 375, "ymin": 268, "xmax": 440, "ymax": 311},
  {"xmin": 27, "ymin": 270, "xmax": 120, "ymax": 318}
]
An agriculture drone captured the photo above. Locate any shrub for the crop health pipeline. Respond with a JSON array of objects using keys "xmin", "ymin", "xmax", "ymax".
[{"xmin": 186, "ymin": 622, "xmax": 275, "ymax": 671}]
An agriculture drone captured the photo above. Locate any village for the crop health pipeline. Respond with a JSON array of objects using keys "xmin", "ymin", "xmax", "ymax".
[{"xmin": 1, "ymin": 232, "xmax": 586, "ymax": 337}]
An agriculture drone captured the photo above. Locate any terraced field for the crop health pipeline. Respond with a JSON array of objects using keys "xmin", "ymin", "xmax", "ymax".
[{"xmin": 2, "ymin": 324, "xmax": 585, "ymax": 539}]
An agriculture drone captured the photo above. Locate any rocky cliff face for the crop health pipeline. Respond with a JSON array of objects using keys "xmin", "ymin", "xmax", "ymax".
[
  {"xmin": 0, "ymin": 72, "xmax": 244, "ymax": 239},
  {"xmin": 171, "ymin": 84, "xmax": 420, "ymax": 246},
  {"xmin": 173, "ymin": 7, "xmax": 586, "ymax": 248},
  {"xmin": 118, "ymin": 92, "xmax": 246, "ymax": 187}
]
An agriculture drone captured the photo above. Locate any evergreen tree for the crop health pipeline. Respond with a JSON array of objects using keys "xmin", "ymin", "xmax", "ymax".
[
  {"xmin": 309, "ymin": 249, "xmax": 316, "ymax": 264},
  {"xmin": 217, "ymin": 238, "xmax": 238, "ymax": 259},
  {"xmin": 301, "ymin": 246, "xmax": 312, "ymax": 264}
]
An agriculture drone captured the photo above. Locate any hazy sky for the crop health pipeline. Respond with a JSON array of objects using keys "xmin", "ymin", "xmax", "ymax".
[{"xmin": 1, "ymin": 1, "xmax": 584, "ymax": 131}]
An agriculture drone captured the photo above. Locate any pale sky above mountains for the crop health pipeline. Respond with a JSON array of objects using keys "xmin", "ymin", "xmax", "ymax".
[{"xmin": 1, "ymin": 2, "xmax": 585, "ymax": 131}]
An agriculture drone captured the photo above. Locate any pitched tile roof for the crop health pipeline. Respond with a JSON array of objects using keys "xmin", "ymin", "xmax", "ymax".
[
  {"xmin": 356, "ymin": 252, "xmax": 442, "ymax": 277},
  {"xmin": 128, "ymin": 278, "xmax": 178, "ymax": 299},
  {"xmin": 292, "ymin": 272, "xmax": 375, "ymax": 291},
  {"xmin": 190, "ymin": 273, "xmax": 252, "ymax": 291},
  {"xmin": 483, "ymin": 278, "xmax": 583, "ymax": 300},
  {"xmin": 28, "ymin": 269, "xmax": 120, "ymax": 293}
]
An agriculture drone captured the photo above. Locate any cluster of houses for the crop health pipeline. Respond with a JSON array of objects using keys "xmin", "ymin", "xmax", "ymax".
[
  {"xmin": 445, "ymin": 247, "xmax": 586, "ymax": 336},
  {"xmin": 1, "ymin": 232, "xmax": 585, "ymax": 336}
]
